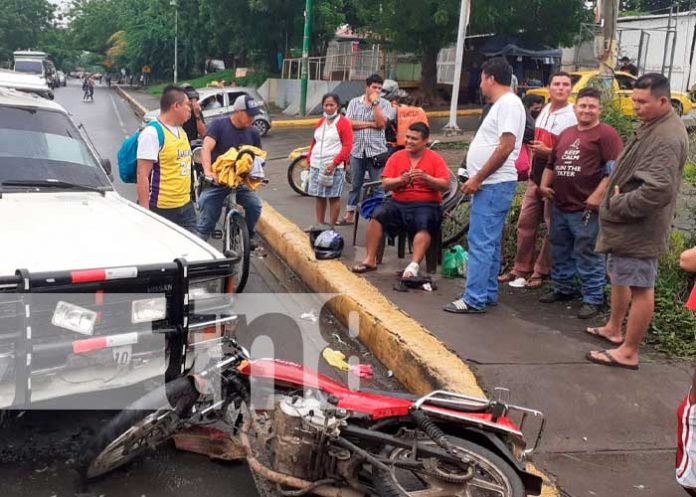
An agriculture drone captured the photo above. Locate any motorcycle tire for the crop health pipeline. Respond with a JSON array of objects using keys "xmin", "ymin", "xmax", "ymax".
[
  {"xmin": 373, "ymin": 437, "xmax": 525, "ymax": 497},
  {"xmin": 287, "ymin": 156, "xmax": 310, "ymax": 197},
  {"xmin": 441, "ymin": 194, "xmax": 470, "ymax": 247},
  {"xmin": 79, "ymin": 377, "xmax": 198, "ymax": 481},
  {"xmin": 224, "ymin": 211, "xmax": 250, "ymax": 293}
]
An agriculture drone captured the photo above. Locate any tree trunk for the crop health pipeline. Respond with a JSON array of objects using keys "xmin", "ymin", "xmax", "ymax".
[{"xmin": 420, "ymin": 45, "xmax": 439, "ymax": 102}]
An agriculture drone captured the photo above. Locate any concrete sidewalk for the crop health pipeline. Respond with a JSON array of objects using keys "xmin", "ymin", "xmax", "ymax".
[{"xmin": 119, "ymin": 87, "xmax": 690, "ymax": 496}]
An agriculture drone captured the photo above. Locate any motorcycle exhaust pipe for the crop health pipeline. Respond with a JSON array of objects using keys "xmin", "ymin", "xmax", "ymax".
[{"xmin": 239, "ymin": 420, "xmax": 365, "ymax": 497}]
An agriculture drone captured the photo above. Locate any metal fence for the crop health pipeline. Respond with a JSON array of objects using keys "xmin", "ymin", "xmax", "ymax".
[{"xmin": 281, "ymin": 51, "xmax": 420, "ymax": 82}]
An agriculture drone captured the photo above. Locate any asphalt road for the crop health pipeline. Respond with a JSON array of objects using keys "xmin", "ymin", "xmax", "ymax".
[{"xmin": 0, "ymin": 79, "xmax": 398, "ymax": 497}]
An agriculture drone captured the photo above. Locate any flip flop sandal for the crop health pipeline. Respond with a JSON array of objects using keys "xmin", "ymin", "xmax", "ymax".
[
  {"xmin": 335, "ymin": 218, "xmax": 353, "ymax": 226},
  {"xmin": 585, "ymin": 350, "xmax": 638, "ymax": 370},
  {"xmin": 443, "ymin": 299, "xmax": 486, "ymax": 314},
  {"xmin": 585, "ymin": 327, "xmax": 624, "ymax": 346},
  {"xmin": 497, "ymin": 272, "xmax": 519, "ymax": 283},
  {"xmin": 524, "ymin": 276, "xmax": 545, "ymax": 289},
  {"xmin": 351, "ymin": 263, "xmax": 377, "ymax": 274}
]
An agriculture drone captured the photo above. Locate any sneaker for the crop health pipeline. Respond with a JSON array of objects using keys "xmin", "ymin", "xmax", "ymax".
[
  {"xmin": 578, "ymin": 303, "xmax": 602, "ymax": 320},
  {"xmin": 249, "ymin": 237, "xmax": 261, "ymax": 250},
  {"xmin": 539, "ymin": 291, "xmax": 577, "ymax": 304},
  {"xmin": 508, "ymin": 277, "xmax": 528, "ymax": 288}
]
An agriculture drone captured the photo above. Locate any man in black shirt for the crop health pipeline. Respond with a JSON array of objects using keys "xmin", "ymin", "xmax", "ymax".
[{"xmin": 182, "ymin": 85, "xmax": 206, "ymax": 143}]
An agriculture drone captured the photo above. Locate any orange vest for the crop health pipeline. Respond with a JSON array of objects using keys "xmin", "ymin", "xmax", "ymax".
[{"xmin": 396, "ymin": 106, "xmax": 429, "ymax": 146}]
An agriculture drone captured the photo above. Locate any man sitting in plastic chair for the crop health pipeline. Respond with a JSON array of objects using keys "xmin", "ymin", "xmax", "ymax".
[{"xmin": 351, "ymin": 122, "xmax": 450, "ymax": 279}]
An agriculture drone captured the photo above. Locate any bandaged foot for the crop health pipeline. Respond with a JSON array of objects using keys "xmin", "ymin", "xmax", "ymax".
[{"xmin": 402, "ymin": 261, "xmax": 420, "ymax": 279}]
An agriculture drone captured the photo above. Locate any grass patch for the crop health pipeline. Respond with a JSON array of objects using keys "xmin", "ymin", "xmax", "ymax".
[
  {"xmin": 648, "ymin": 231, "xmax": 696, "ymax": 357},
  {"xmin": 145, "ymin": 69, "xmax": 268, "ymax": 96},
  {"xmin": 685, "ymin": 163, "xmax": 696, "ymax": 184}
]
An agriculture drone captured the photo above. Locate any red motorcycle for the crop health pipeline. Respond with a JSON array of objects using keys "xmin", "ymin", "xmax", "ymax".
[{"xmin": 81, "ymin": 335, "xmax": 544, "ymax": 497}]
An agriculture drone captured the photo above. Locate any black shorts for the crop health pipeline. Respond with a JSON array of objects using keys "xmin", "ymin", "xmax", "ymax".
[{"xmin": 372, "ymin": 200, "xmax": 442, "ymax": 238}]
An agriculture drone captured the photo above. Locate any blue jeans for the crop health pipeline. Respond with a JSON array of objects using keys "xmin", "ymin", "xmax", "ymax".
[
  {"xmin": 346, "ymin": 155, "xmax": 383, "ymax": 212},
  {"xmin": 550, "ymin": 205, "xmax": 606, "ymax": 305},
  {"xmin": 152, "ymin": 202, "xmax": 198, "ymax": 233},
  {"xmin": 196, "ymin": 184, "xmax": 262, "ymax": 239},
  {"xmin": 462, "ymin": 181, "xmax": 517, "ymax": 309}
]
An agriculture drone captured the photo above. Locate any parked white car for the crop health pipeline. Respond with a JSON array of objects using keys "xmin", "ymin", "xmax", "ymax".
[
  {"xmin": 0, "ymin": 69, "xmax": 53, "ymax": 100},
  {"xmin": 0, "ymin": 89, "xmax": 238, "ymax": 409},
  {"xmin": 143, "ymin": 86, "xmax": 272, "ymax": 136}
]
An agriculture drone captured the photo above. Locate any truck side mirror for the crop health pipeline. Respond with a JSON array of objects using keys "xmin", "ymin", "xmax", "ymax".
[{"xmin": 101, "ymin": 158, "xmax": 113, "ymax": 180}]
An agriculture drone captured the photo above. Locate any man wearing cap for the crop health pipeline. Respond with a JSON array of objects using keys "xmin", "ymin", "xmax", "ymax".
[
  {"xmin": 196, "ymin": 94, "xmax": 263, "ymax": 247},
  {"xmin": 181, "ymin": 85, "xmax": 206, "ymax": 143}
]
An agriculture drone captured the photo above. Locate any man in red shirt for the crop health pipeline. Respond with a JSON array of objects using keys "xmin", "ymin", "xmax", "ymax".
[{"xmin": 352, "ymin": 122, "xmax": 450, "ymax": 278}]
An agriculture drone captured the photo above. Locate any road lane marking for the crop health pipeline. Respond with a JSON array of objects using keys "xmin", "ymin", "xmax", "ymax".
[{"xmin": 110, "ymin": 93, "xmax": 128, "ymax": 137}]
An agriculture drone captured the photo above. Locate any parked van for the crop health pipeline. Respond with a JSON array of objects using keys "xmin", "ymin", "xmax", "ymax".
[{"xmin": 13, "ymin": 50, "xmax": 59, "ymax": 89}]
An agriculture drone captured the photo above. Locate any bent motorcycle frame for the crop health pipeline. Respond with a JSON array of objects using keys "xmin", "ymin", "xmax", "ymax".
[{"xmin": 235, "ymin": 358, "xmax": 544, "ymax": 495}]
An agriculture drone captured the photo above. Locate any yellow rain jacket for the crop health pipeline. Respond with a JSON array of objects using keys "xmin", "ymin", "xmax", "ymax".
[{"xmin": 211, "ymin": 145, "xmax": 266, "ymax": 191}]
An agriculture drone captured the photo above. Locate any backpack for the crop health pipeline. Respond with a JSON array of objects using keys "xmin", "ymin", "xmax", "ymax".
[{"xmin": 117, "ymin": 121, "xmax": 164, "ymax": 183}]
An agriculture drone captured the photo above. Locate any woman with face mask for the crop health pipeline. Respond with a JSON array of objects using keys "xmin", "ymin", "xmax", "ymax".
[{"xmin": 306, "ymin": 93, "xmax": 354, "ymax": 226}]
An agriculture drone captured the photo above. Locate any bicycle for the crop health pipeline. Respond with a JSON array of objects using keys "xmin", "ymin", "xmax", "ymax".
[
  {"xmin": 286, "ymin": 145, "xmax": 352, "ymax": 196},
  {"xmin": 191, "ymin": 147, "xmax": 251, "ymax": 293},
  {"xmin": 441, "ymin": 173, "xmax": 471, "ymax": 246}
]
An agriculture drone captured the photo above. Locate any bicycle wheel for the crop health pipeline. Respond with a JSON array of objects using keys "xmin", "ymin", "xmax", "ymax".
[
  {"xmin": 441, "ymin": 194, "xmax": 471, "ymax": 247},
  {"xmin": 224, "ymin": 210, "xmax": 250, "ymax": 293},
  {"xmin": 287, "ymin": 155, "xmax": 310, "ymax": 196}
]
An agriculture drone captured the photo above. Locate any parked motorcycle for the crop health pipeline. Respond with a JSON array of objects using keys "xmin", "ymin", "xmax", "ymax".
[{"xmin": 80, "ymin": 334, "xmax": 544, "ymax": 497}]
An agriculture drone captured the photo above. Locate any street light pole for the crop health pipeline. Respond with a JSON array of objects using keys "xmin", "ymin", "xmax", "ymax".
[
  {"xmin": 171, "ymin": 0, "xmax": 178, "ymax": 84},
  {"xmin": 299, "ymin": 0, "xmax": 313, "ymax": 116},
  {"xmin": 443, "ymin": 0, "xmax": 470, "ymax": 135}
]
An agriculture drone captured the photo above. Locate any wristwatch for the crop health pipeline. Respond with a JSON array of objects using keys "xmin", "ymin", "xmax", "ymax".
[{"xmin": 372, "ymin": 99, "xmax": 379, "ymax": 107}]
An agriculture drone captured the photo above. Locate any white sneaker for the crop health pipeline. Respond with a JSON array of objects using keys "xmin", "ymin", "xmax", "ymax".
[{"xmin": 508, "ymin": 277, "xmax": 528, "ymax": 288}]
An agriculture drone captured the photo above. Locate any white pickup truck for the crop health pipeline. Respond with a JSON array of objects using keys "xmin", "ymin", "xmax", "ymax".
[{"xmin": 0, "ymin": 89, "xmax": 238, "ymax": 409}]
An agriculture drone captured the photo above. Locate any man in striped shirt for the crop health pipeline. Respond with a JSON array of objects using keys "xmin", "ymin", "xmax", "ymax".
[{"xmin": 341, "ymin": 74, "xmax": 396, "ymax": 224}]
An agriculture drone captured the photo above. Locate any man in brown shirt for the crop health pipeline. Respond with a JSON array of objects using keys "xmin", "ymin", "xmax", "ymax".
[
  {"xmin": 586, "ymin": 73, "xmax": 688, "ymax": 370},
  {"xmin": 539, "ymin": 88, "xmax": 623, "ymax": 319}
]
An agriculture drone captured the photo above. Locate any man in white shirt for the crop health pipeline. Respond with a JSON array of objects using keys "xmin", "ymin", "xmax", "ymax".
[{"xmin": 444, "ymin": 57, "xmax": 526, "ymax": 314}]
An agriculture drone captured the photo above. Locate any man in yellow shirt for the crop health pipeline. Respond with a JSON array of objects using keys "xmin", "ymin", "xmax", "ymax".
[{"xmin": 137, "ymin": 85, "xmax": 196, "ymax": 232}]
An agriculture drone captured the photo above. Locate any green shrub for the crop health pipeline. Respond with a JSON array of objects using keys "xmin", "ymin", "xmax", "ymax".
[
  {"xmin": 684, "ymin": 163, "xmax": 696, "ymax": 184},
  {"xmin": 600, "ymin": 100, "xmax": 636, "ymax": 143},
  {"xmin": 648, "ymin": 231, "xmax": 696, "ymax": 357}
]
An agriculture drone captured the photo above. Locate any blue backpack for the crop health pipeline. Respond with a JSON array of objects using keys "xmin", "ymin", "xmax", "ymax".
[{"xmin": 117, "ymin": 121, "xmax": 165, "ymax": 183}]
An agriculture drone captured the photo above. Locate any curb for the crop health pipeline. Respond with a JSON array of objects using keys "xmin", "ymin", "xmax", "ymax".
[
  {"xmin": 118, "ymin": 87, "xmax": 482, "ymax": 129},
  {"xmin": 273, "ymin": 109, "xmax": 482, "ymax": 129},
  {"xmin": 256, "ymin": 202, "xmax": 558, "ymax": 497},
  {"xmin": 116, "ymin": 86, "xmax": 148, "ymax": 119}
]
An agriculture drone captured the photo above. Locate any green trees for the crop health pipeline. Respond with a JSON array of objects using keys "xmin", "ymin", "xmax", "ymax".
[
  {"xmin": 0, "ymin": 0, "xmax": 55, "ymax": 65},
  {"xmin": 0, "ymin": 0, "xmax": 595, "ymax": 91}
]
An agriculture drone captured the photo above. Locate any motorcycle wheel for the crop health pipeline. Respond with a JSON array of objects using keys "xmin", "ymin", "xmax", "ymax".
[
  {"xmin": 374, "ymin": 437, "xmax": 525, "ymax": 497},
  {"xmin": 224, "ymin": 211, "xmax": 250, "ymax": 293},
  {"xmin": 79, "ymin": 377, "xmax": 198, "ymax": 480},
  {"xmin": 287, "ymin": 156, "xmax": 310, "ymax": 196},
  {"xmin": 441, "ymin": 194, "xmax": 471, "ymax": 247}
]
